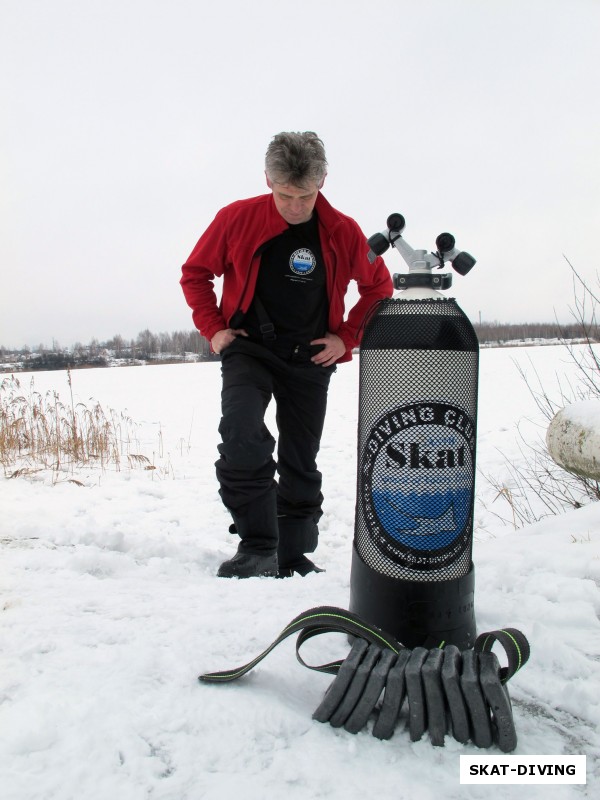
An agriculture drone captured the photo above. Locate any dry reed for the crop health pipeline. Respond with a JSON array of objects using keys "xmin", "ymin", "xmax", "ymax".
[{"xmin": 0, "ymin": 371, "xmax": 150, "ymax": 476}]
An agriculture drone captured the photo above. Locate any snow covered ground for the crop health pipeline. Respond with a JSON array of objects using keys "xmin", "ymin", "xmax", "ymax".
[{"xmin": 1, "ymin": 344, "xmax": 599, "ymax": 799}]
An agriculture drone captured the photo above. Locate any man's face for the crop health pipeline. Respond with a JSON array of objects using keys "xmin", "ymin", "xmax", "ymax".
[{"xmin": 267, "ymin": 177, "xmax": 322, "ymax": 225}]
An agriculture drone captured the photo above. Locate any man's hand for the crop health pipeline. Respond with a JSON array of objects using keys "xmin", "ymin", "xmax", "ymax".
[
  {"xmin": 310, "ymin": 332, "xmax": 346, "ymax": 367},
  {"xmin": 211, "ymin": 328, "xmax": 248, "ymax": 354}
]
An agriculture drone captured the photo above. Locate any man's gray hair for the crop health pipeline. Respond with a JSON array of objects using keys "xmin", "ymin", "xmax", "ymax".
[{"xmin": 265, "ymin": 131, "xmax": 328, "ymax": 188}]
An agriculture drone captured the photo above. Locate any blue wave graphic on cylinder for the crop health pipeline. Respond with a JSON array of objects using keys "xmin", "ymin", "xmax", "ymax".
[{"xmin": 372, "ymin": 488, "xmax": 471, "ymax": 551}]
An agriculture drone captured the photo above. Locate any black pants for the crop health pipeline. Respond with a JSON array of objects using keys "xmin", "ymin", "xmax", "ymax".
[{"xmin": 215, "ymin": 338, "xmax": 335, "ymax": 558}]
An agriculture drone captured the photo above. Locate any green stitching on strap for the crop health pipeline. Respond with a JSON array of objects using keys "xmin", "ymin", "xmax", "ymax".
[
  {"xmin": 282, "ymin": 611, "xmax": 401, "ymax": 654},
  {"xmin": 500, "ymin": 628, "xmax": 522, "ymax": 673},
  {"xmin": 474, "ymin": 627, "xmax": 529, "ymax": 684}
]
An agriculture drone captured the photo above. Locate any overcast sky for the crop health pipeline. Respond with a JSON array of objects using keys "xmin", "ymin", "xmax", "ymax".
[{"xmin": 1, "ymin": 0, "xmax": 599, "ymax": 349}]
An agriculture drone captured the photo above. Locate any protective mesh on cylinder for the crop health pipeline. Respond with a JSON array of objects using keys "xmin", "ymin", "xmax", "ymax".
[{"xmin": 355, "ymin": 298, "xmax": 478, "ymax": 582}]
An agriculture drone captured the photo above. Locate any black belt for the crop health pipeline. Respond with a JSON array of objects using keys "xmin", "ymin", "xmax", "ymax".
[{"xmin": 199, "ymin": 605, "xmax": 530, "ymax": 752}]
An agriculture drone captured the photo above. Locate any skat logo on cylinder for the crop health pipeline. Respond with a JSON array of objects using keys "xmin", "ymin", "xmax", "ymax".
[{"xmin": 361, "ymin": 402, "xmax": 475, "ymax": 571}]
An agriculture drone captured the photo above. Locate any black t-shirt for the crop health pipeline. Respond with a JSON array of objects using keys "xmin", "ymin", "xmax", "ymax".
[{"xmin": 244, "ymin": 213, "xmax": 329, "ymax": 356}]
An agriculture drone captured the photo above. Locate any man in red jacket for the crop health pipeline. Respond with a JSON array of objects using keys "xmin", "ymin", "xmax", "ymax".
[{"xmin": 181, "ymin": 132, "xmax": 392, "ymax": 578}]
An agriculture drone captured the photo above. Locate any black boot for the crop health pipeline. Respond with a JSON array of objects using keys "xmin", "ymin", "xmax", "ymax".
[
  {"xmin": 277, "ymin": 555, "xmax": 325, "ymax": 578},
  {"xmin": 217, "ymin": 551, "xmax": 278, "ymax": 579},
  {"xmin": 277, "ymin": 516, "xmax": 324, "ymax": 577}
]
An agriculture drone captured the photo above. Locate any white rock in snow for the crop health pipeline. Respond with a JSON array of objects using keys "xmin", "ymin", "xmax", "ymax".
[{"xmin": 547, "ymin": 399, "xmax": 600, "ymax": 479}]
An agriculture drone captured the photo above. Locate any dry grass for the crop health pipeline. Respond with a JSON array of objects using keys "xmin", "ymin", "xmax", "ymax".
[
  {"xmin": 479, "ymin": 260, "xmax": 600, "ymax": 529},
  {"xmin": 0, "ymin": 371, "xmax": 151, "ymax": 477}
]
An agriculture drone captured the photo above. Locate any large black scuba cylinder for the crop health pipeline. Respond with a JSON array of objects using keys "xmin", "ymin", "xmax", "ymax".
[{"xmin": 349, "ymin": 215, "xmax": 479, "ymax": 649}]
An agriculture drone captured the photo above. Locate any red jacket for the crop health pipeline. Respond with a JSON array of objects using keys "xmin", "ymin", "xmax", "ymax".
[{"xmin": 180, "ymin": 191, "xmax": 393, "ymax": 363}]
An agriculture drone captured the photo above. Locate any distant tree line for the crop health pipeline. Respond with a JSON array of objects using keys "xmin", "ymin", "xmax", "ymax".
[
  {"xmin": 0, "ymin": 329, "xmax": 217, "ymax": 372},
  {"xmin": 1, "ymin": 321, "xmax": 597, "ymax": 373},
  {"xmin": 101, "ymin": 329, "xmax": 215, "ymax": 360},
  {"xmin": 474, "ymin": 320, "xmax": 597, "ymax": 345}
]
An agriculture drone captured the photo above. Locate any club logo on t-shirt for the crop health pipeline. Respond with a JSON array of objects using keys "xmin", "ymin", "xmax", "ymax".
[{"xmin": 289, "ymin": 248, "xmax": 317, "ymax": 276}]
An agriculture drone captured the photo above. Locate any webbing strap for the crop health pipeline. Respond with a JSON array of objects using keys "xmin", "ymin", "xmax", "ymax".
[
  {"xmin": 199, "ymin": 606, "xmax": 402, "ymax": 683},
  {"xmin": 252, "ymin": 294, "xmax": 276, "ymax": 342},
  {"xmin": 198, "ymin": 605, "xmax": 529, "ymax": 685},
  {"xmin": 474, "ymin": 626, "xmax": 530, "ymax": 684}
]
